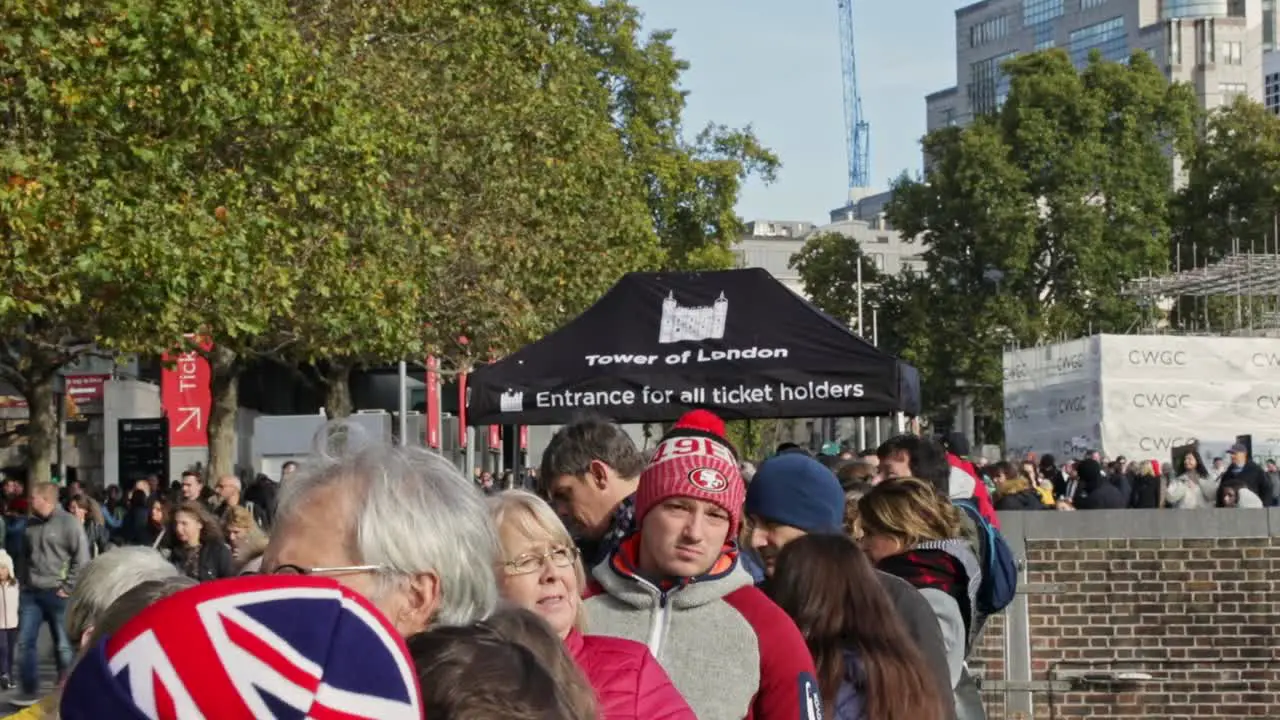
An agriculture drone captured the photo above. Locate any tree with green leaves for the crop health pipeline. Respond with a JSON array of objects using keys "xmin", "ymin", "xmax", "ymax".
[
  {"xmin": 293, "ymin": 0, "xmax": 779, "ymax": 377},
  {"xmin": 882, "ymin": 49, "xmax": 1197, "ymax": 418},
  {"xmin": 789, "ymin": 231, "xmax": 885, "ymax": 328},
  {"xmin": 583, "ymin": 0, "xmax": 780, "ymax": 271},
  {"xmin": 1170, "ymin": 96, "xmax": 1280, "ymax": 332},
  {"xmin": 1, "ymin": 0, "xmax": 400, "ymax": 478},
  {"xmin": 1175, "ymin": 96, "xmax": 1280, "ymax": 260}
]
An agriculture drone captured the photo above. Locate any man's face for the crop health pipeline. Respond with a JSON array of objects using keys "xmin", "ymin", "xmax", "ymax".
[
  {"xmin": 29, "ymin": 493, "xmax": 54, "ymax": 519},
  {"xmin": 1267, "ymin": 461, "xmax": 1277, "ymax": 473},
  {"xmin": 638, "ymin": 497, "xmax": 731, "ymax": 578},
  {"xmin": 3, "ymin": 480, "xmax": 18, "ymax": 498},
  {"xmin": 262, "ymin": 483, "xmax": 434, "ymax": 636},
  {"xmin": 880, "ymin": 450, "xmax": 911, "ymax": 481},
  {"xmin": 215, "ymin": 476, "xmax": 238, "ymax": 501},
  {"xmin": 1232, "ymin": 450, "xmax": 1248, "ymax": 467},
  {"xmin": 546, "ymin": 467, "xmax": 616, "ymax": 541},
  {"xmin": 747, "ymin": 516, "xmax": 807, "ymax": 577},
  {"xmin": 1214, "ymin": 458, "xmax": 1225, "ymax": 470},
  {"xmin": 180, "ymin": 474, "xmax": 202, "ymax": 501}
]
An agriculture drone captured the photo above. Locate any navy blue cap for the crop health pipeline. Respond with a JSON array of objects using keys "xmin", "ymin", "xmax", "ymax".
[{"xmin": 744, "ymin": 453, "xmax": 845, "ymax": 533}]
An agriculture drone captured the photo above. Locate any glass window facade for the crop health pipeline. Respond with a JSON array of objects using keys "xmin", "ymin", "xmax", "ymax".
[
  {"xmin": 971, "ymin": 16, "xmax": 1011, "ymax": 48},
  {"xmin": 968, "ymin": 52, "xmax": 1018, "ymax": 115},
  {"xmin": 1160, "ymin": 0, "xmax": 1229, "ymax": 19},
  {"xmin": 1069, "ymin": 17, "xmax": 1129, "ymax": 66},
  {"xmin": 1266, "ymin": 72, "xmax": 1280, "ymax": 113},
  {"xmin": 1081, "ymin": 0, "xmax": 1108, "ymax": 8},
  {"xmin": 1023, "ymin": 0, "xmax": 1065, "ymax": 27}
]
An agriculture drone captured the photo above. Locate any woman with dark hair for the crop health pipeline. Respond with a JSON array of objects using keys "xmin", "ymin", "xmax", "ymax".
[
  {"xmin": 169, "ymin": 501, "xmax": 234, "ymax": 581},
  {"xmin": 770, "ymin": 533, "xmax": 946, "ymax": 720},
  {"xmin": 1167, "ymin": 450, "xmax": 1212, "ymax": 509}
]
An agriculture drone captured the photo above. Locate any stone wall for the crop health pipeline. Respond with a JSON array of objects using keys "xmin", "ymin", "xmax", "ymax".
[{"xmin": 969, "ymin": 510, "xmax": 1280, "ymax": 720}]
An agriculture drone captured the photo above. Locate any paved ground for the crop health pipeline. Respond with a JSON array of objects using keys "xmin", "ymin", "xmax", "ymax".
[{"xmin": 3, "ymin": 629, "xmax": 65, "ymax": 708}]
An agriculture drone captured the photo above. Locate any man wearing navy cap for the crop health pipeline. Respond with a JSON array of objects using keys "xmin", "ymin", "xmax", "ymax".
[{"xmin": 743, "ymin": 452, "xmax": 957, "ymax": 720}]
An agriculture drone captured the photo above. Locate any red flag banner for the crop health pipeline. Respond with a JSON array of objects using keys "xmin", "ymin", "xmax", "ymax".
[
  {"xmin": 161, "ymin": 336, "xmax": 212, "ymax": 448},
  {"xmin": 425, "ymin": 356, "xmax": 440, "ymax": 449}
]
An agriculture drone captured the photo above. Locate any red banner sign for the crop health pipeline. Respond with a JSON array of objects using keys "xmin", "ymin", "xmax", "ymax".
[
  {"xmin": 457, "ymin": 373, "xmax": 468, "ymax": 448},
  {"xmin": 161, "ymin": 338, "xmax": 212, "ymax": 448},
  {"xmin": 66, "ymin": 374, "xmax": 109, "ymax": 404},
  {"xmin": 519, "ymin": 425, "xmax": 528, "ymax": 450},
  {"xmin": 488, "ymin": 423, "xmax": 502, "ymax": 450},
  {"xmin": 425, "ymin": 356, "xmax": 440, "ymax": 449}
]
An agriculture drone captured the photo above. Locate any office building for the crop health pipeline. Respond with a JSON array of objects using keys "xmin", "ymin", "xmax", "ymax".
[
  {"xmin": 734, "ymin": 211, "xmax": 923, "ymax": 299},
  {"xmin": 1265, "ymin": 45, "xmax": 1280, "ymax": 110},
  {"xmin": 929, "ymin": 0, "xmax": 1269, "ymax": 132}
]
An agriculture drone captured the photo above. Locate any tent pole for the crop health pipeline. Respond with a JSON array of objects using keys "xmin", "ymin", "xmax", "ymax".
[{"xmin": 465, "ymin": 427, "xmax": 476, "ymax": 479}]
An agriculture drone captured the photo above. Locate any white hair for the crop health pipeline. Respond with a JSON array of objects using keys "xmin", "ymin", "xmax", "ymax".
[
  {"xmin": 275, "ymin": 421, "xmax": 500, "ymax": 626},
  {"xmin": 220, "ymin": 474, "xmax": 242, "ymax": 491},
  {"xmin": 65, "ymin": 547, "xmax": 181, "ymax": 642}
]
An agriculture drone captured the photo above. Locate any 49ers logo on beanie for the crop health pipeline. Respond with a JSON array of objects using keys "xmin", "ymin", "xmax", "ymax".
[
  {"xmin": 636, "ymin": 409, "xmax": 746, "ymax": 538},
  {"xmin": 688, "ymin": 467, "xmax": 729, "ymax": 493}
]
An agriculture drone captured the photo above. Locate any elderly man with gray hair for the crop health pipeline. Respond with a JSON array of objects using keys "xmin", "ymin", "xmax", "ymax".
[
  {"xmin": 262, "ymin": 425, "xmax": 501, "ymax": 635},
  {"xmin": 64, "ymin": 546, "xmax": 181, "ymax": 649}
]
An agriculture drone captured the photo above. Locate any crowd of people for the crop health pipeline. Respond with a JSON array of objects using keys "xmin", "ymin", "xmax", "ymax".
[{"xmin": 23, "ymin": 409, "xmax": 1240, "ymax": 718}]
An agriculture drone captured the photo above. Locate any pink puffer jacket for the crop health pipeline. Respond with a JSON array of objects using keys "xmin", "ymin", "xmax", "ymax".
[{"xmin": 565, "ymin": 629, "xmax": 696, "ymax": 720}]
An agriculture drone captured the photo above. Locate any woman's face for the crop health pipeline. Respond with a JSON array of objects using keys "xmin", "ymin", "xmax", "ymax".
[
  {"xmin": 149, "ymin": 503, "xmax": 164, "ymax": 525},
  {"xmin": 1184, "ymin": 454, "xmax": 1197, "ymax": 471},
  {"xmin": 497, "ymin": 522, "xmax": 580, "ymax": 639},
  {"xmin": 174, "ymin": 511, "xmax": 202, "ymax": 546},
  {"xmin": 70, "ymin": 503, "xmax": 87, "ymax": 522},
  {"xmin": 1223, "ymin": 488, "xmax": 1239, "ymax": 507},
  {"xmin": 858, "ymin": 531, "xmax": 902, "ymax": 563},
  {"xmin": 228, "ymin": 525, "xmax": 246, "ymax": 548}
]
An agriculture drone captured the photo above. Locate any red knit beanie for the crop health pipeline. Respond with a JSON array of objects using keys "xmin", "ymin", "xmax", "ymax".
[{"xmin": 635, "ymin": 410, "xmax": 745, "ymax": 539}]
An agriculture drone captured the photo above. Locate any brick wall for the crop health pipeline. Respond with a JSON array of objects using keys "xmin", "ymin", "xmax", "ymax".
[{"xmin": 968, "ymin": 511, "xmax": 1280, "ymax": 720}]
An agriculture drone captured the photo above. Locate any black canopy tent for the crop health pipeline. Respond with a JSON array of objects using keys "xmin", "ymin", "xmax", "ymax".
[{"xmin": 465, "ymin": 268, "xmax": 920, "ymax": 426}]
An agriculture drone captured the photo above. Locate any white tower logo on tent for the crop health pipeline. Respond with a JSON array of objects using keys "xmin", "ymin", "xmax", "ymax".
[
  {"xmin": 500, "ymin": 391, "xmax": 524, "ymax": 413},
  {"xmin": 658, "ymin": 292, "xmax": 728, "ymax": 344}
]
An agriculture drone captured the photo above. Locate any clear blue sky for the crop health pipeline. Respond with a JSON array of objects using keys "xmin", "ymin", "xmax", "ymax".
[{"xmin": 630, "ymin": 0, "xmax": 972, "ymax": 224}]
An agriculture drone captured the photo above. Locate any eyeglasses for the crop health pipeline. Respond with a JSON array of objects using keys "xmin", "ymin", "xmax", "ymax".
[
  {"xmin": 261, "ymin": 563, "xmax": 387, "ymax": 577},
  {"xmin": 501, "ymin": 547, "xmax": 578, "ymax": 576}
]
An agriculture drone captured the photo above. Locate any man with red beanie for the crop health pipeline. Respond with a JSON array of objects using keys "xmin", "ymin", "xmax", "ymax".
[{"xmin": 585, "ymin": 410, "xmax": 821, "ymax": 720}]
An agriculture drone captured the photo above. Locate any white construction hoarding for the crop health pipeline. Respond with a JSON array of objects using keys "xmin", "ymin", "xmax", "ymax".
[{"xmin": 1003, "ymin": 334, "xmax": 1280, "ymax": 461}]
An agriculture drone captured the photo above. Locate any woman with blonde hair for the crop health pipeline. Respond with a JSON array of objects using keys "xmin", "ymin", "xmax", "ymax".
[
  {"xmin": 857, "ymin": 478, "xmax": 981, "ymax": 702},
  {"xmin": 222, "ymin": 505, "xmax": 268, "ymax": 574},
  {"xmin": 487, "ymin": 490, "xmax": 693, "ymax": 720}
]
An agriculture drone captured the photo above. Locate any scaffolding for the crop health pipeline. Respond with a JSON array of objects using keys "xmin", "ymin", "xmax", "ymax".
[{"xmin": 1121, "ymin": 250, "xmax": 1280, "ymax": 336}]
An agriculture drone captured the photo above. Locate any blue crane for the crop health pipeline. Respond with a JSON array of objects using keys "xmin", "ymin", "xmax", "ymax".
[{"xmin": 837, "ymin": 0, "xmax": 870, "ymax": 191}]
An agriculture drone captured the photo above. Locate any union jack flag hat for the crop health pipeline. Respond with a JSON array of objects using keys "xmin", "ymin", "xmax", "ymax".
[{"xmin": 61, "ymin": 574, "xmax": 423, "ymax": 720}]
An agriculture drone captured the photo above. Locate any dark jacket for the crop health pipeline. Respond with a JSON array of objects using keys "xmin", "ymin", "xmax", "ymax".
[
  {"xmin": 994, "ymin": 490, "xmax": 1048, "ymax": 511},
  {"xmin": 1220, "ymin": 462, "xmax": 1270, "ymax": 505},
  {"xmin": 1075, "ymin": 483, "xmax": 1126, "ymax": 510},
  {"xmin": 170, "ymin": 541, "xmax": 234, "ymax": 582}
]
